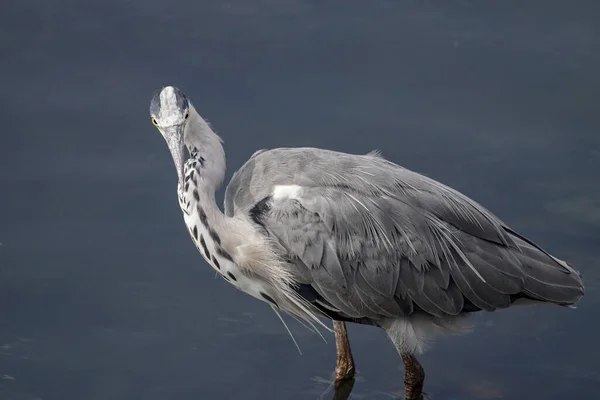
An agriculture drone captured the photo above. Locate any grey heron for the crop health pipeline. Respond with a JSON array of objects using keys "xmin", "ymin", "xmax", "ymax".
[{"xmin": 149, "ymin": 86, "xmax": 585, "ymax": 400}]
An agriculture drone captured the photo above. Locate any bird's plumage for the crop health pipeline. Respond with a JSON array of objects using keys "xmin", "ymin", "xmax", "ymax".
[
  {"xmin": 225, "ymin": 147, "xmax": 584, "ymax": 326},
  {"xmin": 151, "ymin": 86, "xmax": 584, "ymax": 356},
  {"xmin": 152, "ymin": 86, "xmax": 585, "ymax": 392}
]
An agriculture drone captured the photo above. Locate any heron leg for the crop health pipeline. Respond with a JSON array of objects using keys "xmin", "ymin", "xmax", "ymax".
[
  {"xmin": 401, "ymin": 352, "xmax": 425, "ymax": 400},
  {"xmin": 333, "ymin": 321, "xmax": 355, "ymax": 381}
]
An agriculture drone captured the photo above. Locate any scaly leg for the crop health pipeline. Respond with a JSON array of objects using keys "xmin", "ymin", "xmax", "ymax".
[
  {"xmin": 333, "ymin": 321, "xmax": 355, "ymax": 381},
  {"xmin": 401, "ymin": 352, "xmax": 425, "ymax": 400}
]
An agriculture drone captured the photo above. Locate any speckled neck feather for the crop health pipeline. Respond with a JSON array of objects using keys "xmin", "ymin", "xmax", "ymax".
[{"xmin": 177, "ymin": 106, "xmax": 330, "ymax": 336}]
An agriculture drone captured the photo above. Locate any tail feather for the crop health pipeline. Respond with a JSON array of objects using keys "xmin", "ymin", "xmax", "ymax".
[{"xmin": 508, "ymin": 232, "xmax": 584, "ymax": 305}]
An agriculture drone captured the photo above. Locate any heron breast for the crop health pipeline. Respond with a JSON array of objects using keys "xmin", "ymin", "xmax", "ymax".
[{"xmin": 180, "ymin": 204, "xmax": 275, "ymax": 304}]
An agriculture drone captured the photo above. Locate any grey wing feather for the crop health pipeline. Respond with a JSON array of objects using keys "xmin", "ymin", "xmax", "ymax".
[{"xmin": 225, "ymin": 147, "xmax": 585, "ymax": 321}]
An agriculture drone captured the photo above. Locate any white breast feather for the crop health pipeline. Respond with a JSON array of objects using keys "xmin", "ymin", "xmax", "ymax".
[{"xmin": 177, "ymin": 166, "xmax": 330, "ymax": 334}]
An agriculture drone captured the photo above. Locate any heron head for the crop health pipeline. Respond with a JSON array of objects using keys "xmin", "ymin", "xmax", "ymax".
[{"xmin": 149, "ymin": 86, "xmax": 190, "ymax": 188}]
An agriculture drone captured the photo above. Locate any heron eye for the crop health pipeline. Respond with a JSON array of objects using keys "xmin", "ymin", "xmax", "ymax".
[
  {"xmin": 185, "ymin": 111, "xmax": 190, "ymax": 120},
  {"xmin": 151, "ymin": 117, "xmax": 158, "ymax": 126}
]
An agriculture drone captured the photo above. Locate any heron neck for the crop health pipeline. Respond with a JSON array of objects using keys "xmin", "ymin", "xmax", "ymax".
[
  {"xmin": 184, "ymin": 106, "xmax": 226, "ymax": 194},
  {"xmin": 182, "ymin": 106, "xmax": 229, "ymax": 233},
  {"xmin": 194, "ymin": 177, "xmax": 226, "ymax": 231}
]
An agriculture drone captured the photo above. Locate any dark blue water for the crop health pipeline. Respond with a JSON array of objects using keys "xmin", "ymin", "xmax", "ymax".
[{"xmin": 1, "ymin": 1, "xmax": 599, "ymax": 399}]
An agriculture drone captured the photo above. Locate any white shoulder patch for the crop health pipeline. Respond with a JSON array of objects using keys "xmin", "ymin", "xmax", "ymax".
[{"xmin": 272, "ymin": 185, "xmax": 302, "ymax": 200}]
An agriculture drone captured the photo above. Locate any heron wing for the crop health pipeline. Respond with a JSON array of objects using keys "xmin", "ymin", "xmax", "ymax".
[{"xmin": 225, "ymin": 148, "xmax": 584, "ymax": 320}]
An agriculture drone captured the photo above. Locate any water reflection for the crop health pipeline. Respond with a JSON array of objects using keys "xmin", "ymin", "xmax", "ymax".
[
  {"xmin": 312, "ymin": 375, "xmax": 410, "ymax": 400},
  {"xmin": 317, "ymin": 378, "xmax": 355, "ymax": 400},
  {"xmin": 332, "ymin": 379, "xmax": 356, "ymax": 400}
]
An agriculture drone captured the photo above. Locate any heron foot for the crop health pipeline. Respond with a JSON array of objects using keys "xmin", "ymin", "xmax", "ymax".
[
  {"xmin": 333, "ymin": 321, "xmax": 355, "ymax": 381},
  {"xmin": 334, "ymin": 363, "xmax": 355, "ymax": 382},
  {"xmin": 401, "ymin": 353, "xmax": 425, "ymax": 400}
]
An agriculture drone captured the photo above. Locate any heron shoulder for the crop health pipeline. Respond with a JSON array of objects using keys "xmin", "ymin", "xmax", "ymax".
[{"xmin": 223, "ymin": 146, "xmax": 421, "ymax": 218}]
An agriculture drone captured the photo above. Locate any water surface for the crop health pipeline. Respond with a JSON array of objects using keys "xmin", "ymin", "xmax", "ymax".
[{"xmin": 1, "ymin": 1, "xmax": 599, "ymax": 399}]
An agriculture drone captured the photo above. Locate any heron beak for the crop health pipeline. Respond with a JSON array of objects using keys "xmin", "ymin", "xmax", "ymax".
[{"xmin": 163, "ymin": 125, "xmax": 186, "ymax": 189}]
